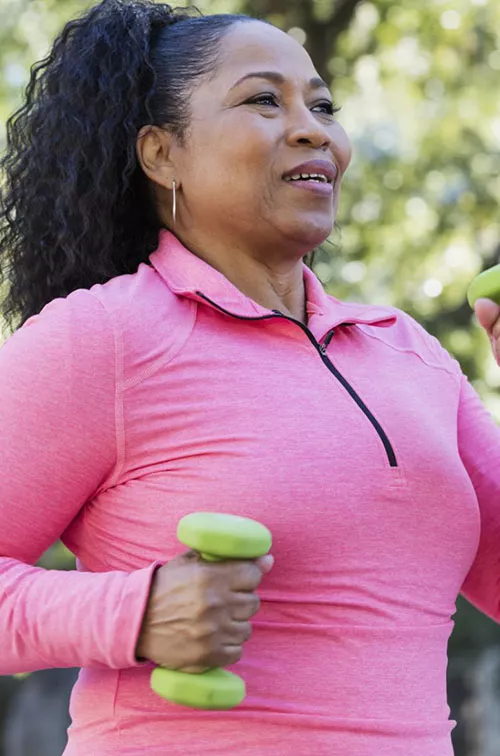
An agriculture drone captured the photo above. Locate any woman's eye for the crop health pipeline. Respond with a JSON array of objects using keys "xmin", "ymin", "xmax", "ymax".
[
  {"xmin": 312, "ymin": 101, "xmax": 341, "ymax": 116},
  {"xmin": 247, "ymin": 94, "xmax": 279, "ymax": 107},
  {"xmin": 245, "ymin": 95, "xmax": 341, "ymax": 115}
]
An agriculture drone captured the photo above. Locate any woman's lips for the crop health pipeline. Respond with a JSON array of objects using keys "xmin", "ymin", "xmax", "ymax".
[
  {"xmin": 282, "ymin": 177, "xmax": 334, "ymax": 195},
  {"xmin": 282, "ymin": 159, "xmax": 337, "ymax": 196}
]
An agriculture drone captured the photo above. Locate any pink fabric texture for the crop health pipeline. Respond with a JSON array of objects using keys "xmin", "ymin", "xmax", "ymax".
[{"xmin": 0, "ymin": 229, "xmax": 499, "ymax": 755}]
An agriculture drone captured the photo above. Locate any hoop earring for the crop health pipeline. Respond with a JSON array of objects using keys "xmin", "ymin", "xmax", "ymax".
[{"xmin": 172, "ymin": 179, "xmax": 177, "ymax": 226}]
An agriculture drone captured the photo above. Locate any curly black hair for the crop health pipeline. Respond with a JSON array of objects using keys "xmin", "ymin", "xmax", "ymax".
[{"xmin": 0, "ymin": 0, "xmax": 252, "ymax": 331}]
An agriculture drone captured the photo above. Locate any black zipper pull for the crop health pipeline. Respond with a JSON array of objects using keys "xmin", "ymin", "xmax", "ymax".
[{"xmin": 319, "ymin": 328, "xmax": 335, "ymax": 354}]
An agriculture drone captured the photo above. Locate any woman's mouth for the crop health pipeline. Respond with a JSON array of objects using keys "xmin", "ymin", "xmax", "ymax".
[
  {"xmin": 283, "ymin": 173, "xmax": 334, "ymax": 195},
  {"xmin": 282, "ymin": 160, "xmax": 337, "ymax": 195}
]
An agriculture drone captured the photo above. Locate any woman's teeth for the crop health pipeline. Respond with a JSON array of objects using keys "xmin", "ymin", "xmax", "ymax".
[{"xmin": 284, "ymin": 173, "xmax": 330, "ymax": 183}]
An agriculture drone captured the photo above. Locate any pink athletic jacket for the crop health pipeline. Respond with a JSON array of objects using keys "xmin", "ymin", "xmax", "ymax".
[{"xmin": 0, "ymin": 229, "xmax": 499, "ymax": 755}]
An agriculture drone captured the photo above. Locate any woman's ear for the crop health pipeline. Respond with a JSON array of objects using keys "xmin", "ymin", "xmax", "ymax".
[{"xmin": 136, "ymin": 125, "xmax": 177, "ymax": 190}]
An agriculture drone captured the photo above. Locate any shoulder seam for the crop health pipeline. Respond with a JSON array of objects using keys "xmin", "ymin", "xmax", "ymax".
[
  {"xmin": 85, "ymin": 291, "xmax": 127, "ymax": 493},
  {"xmin": 120, "ymin": 297, "xmax": 198, "ymax": 392},
  {"xmin": 356, "ymin": 322, "xmax": 462, "ymax": 386}
]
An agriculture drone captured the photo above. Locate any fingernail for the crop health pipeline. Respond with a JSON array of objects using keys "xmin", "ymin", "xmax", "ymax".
[{"xmin": 259, "ymin": 554, "xmax": 275, "ymax": 573}]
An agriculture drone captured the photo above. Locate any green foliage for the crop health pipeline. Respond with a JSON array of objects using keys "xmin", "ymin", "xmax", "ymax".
[{"xmin": 328, "ymin": 0, "xmax": 500, "ymax": 413}]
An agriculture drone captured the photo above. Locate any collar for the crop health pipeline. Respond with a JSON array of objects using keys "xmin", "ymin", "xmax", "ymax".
[{"xmin": 149, "ymin": 229, "xmax": 397, "ymax": 341}]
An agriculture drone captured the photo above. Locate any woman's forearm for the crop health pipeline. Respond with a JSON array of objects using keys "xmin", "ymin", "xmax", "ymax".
[{"xmin": 0, "ymin": 557, "xmax": 159, "ymax": 673}]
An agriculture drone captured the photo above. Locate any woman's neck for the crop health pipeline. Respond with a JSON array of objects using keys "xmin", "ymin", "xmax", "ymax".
[{"xmin": 175, "ymin": 231, "xmax": 308, "ymax": 325}]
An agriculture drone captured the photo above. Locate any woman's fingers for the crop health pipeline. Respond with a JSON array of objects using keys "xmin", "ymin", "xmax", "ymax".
[
  {"xmin": 474, "ymin": 298, "xmax": 500, "ymax": 365},
  {"xmin": 227, "ymin": 559, "xmax": 272, "ymax": 592},
  {"xmin": 227, "ymin": 620, "xmax": 253, "ymax": 644},
  {"xmin": 474, "ymin": 298, "xmax": 500, "ymax": 334},
  {"xmin": 135, "ymin": 552, "xmax": 272, "ymax": 670},
  {"xmin": 231, "ymin": 592, "xmax": 261, "ymax": 621}
]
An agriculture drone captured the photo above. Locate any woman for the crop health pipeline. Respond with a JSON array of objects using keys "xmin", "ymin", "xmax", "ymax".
[{"xmin": 1, "ymin": 1, "xmax": 500, "ymax": 754}]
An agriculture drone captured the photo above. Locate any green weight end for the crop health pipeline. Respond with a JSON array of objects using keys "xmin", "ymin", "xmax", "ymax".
[
  {"xmin": 467, "ymin": 264, "xmax": 500, "ymax": 309},
  {"xmin": 151, "ymin": 666, "xmax": 246, "ymax": 710},
  {"xmin": 177, "ymin": 513, "xmax": 272, "ymax": 560}
]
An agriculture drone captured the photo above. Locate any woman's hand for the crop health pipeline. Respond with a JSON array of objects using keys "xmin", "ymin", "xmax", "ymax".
[
  {"xmin": 135, "ymin": 551, "xmax": 274, "ymax": 672},
  {"xmin": 474, "ymin": 298, "xmax": 500, "ymax": 366}
]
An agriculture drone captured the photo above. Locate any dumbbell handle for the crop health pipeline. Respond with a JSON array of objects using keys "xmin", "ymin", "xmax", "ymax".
[{"xmin": 198, "ymin": 552, "xmax": 222, "ymax": 562}]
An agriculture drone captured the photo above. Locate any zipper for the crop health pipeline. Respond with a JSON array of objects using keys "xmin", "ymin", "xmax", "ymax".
[
  {"xmin": 272, "ymin": 311, "xmax": 398, "ymax": 468},
  {"xmin": 196, "ymin": 292, "xmax": 398, "ymax": 468},
  {"xmin": 321, "ymin": 328, "xmax": 336, "ymax": 351},
  {"xmin": 196, "ymin": 293, "xmax": 277, "ymax": 323}
]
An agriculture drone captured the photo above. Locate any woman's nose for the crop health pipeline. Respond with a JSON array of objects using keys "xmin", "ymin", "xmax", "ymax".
[{"xmin": 286, "ymin": 107, "xmax": 332, "ymax": 151}]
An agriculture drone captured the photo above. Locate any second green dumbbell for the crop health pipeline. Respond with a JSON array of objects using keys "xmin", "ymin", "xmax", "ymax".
[
  {"xmin": 467, "ymin": 264, "xmax": 500, "ymax": 308},
  {"xmin": 150, "ymin": 512, "xmax": 272, "ymax": 710}
]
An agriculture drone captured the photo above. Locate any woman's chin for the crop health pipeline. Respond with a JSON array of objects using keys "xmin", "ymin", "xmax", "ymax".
[{"xmin": 280, "ymin": 215, "xmax": 334, "ymax": 252}]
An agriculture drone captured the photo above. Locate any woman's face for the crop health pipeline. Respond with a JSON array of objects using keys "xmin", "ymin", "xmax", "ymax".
[{"xmin": 168, "ymin": 21, "xmax": 352, "ymax": 255}]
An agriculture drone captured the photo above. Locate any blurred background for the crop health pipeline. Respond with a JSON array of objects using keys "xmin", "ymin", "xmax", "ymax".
[{"xmin": 0, "ymin": 0, "xmax": 499, "ymax": 753}]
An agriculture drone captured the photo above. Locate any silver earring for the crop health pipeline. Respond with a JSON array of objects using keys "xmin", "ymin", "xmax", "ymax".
[{"xmin": 172, "ymin": 179, "xmax": 177, "ymax": 225}]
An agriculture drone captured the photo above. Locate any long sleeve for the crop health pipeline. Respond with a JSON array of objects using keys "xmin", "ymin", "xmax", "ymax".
[
  {"xmin": 458, "ymin": 372, "xmax": 500, "ymax": 620},
  {"xmin": 0, "ymin": 290, "xmax": 157, "ymax": 673}
]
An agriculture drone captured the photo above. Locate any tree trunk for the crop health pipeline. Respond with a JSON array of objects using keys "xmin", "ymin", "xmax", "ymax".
[{"xmin": 243, "ymin": 0, "xmax": 364, "ymax": 81}]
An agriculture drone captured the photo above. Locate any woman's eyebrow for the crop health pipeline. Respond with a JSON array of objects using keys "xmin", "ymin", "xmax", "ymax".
[{"xmin": 229, "ymin": 71, "xmax": 329, "ymax": 92}]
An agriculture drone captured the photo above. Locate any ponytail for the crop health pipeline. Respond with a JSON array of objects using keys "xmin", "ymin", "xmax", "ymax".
[{"xmin": 0, "ymin": 0, "xmax": 251, "ymax": 330}]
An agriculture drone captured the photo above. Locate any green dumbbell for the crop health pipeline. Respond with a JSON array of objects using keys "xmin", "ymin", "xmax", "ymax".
[
  {"xmin": 467, "ymin": 264, "xmax": 500, "ymax": 308},
  {"xmin": 150, "ymin": 512, "xmax": 272, "ymax": 710}
]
